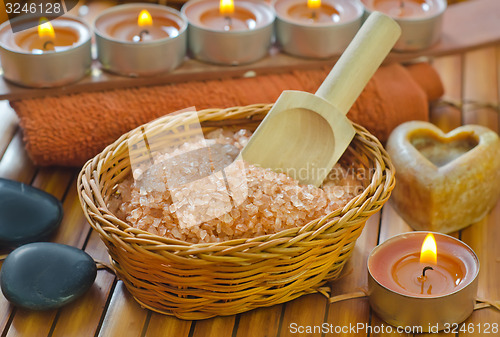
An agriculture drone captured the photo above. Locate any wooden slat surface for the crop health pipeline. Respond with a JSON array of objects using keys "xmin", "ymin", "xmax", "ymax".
[
  {"xmin": 325, "ymin": 214, "xmax": 380, "ymax": 337},
  {"xmin": 0, "ymin": 45, "xmax": 499, "ymax": 336},
  {"xmin": 51, "ymin": 230, "xmax": 117, "ymax": 337},
  {"xmin": 0, "ymin": 102, "xmax": 17, "ymax": 159},
  {"xmin": 4, "ymin": 168, "xmax": 74, "ymax": 337},
  {"xmin": 459, "ymin": 46, "xmax": 499, "ymax": 337},
  {"xmin": 144, "ymin": 311, "xmax": 192, "ymax": 337},
  {"xmin": 97, "ymin": 282, "xmax": 149, "ymax": 337},
  {"xmin": 419, "ymin": 55, "xmax": 463, "ymax": 337},
  {"xmin": 234, "ymin": 305, "xmax": 282, "ymax": 337}
]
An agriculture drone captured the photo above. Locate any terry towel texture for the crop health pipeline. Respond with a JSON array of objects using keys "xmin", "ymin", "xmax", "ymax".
[{"xmin": 11, "ymin": 62, "xmax": 443, "ymax": 167}]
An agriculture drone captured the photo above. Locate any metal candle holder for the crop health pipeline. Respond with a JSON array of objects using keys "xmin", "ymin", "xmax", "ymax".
[
  {"xmin": 367, "ymin": 232, "xmax": 479, "ymax": 332},
  {"xmin": 362, "ymin": 0, "xmax": 447, "ymax": 51},
  {"xmin": 274, "ymin": 0, "xmax": 364, "ymax": 59},
  {"xmin": 182, "ymin": 0, "xmax": 275, "ymax": 65},
  {"xmin": 94, "ymin": 4, "xmax": 188, "ymax": 77},
  {"xmin": 0, "ymin": 15, "xmax": 91, "ymax": 88}
]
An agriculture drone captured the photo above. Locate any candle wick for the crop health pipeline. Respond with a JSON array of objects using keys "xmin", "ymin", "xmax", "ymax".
[
  {"xmin": 311, "ymin": 11, "xmax": 317, "ymax": 21},
  {"xmin": 138, "ymin": 29, "xmax": 150, "ymax": 42},
  {"xmin": 400, "ymin": 0, "xmax": 405, "ymax": 9},
  {"xmin": 422, "ymin": 266, "xmax": 433, "ymax": 277},
  {"xmin": 42, "ymin": 40, "xmax": 55, "ymax": 51},
  {"xmin": 224, "ymin": 16, "xmax": 232, "ymax": 31}
]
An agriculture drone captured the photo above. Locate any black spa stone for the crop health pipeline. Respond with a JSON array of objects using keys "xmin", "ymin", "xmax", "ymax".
[
  {"xmin": 0, "ymin": 242, "xmax": 97, "ymax": 310},
  {"xmin": 0, "ymin": 178, "xmax": 63, "ymax": 247}
]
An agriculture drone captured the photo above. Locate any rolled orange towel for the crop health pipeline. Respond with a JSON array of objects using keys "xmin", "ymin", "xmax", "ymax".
[{"xmin": 11, "ymin": 62, "xmax": 443, "ymax": 167}]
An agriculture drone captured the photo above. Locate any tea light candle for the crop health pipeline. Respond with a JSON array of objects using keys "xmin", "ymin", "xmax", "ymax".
[
  {"xmin": 368, "ymin": 232, "xmax": 479, "ymax": 331},
  {"xmin": 362, "ymin": 0, "xmax": 447, "ymax": 51},
  {"xmin": 199, "ymin": 0, "xmax": 257, "ymax": 30},
  {"xmin": 94, "ymin": 4, "xmax": 187, "ymax": 77},
  {"xmin": 182, "ymin": 0, "xmax": 275, "ymax": 65},
  {"xmin": 0, "ymin": 15, "xmax": 91, "ymax": 88},
  {"xmin": 275, "ymin": 0, "xmax": 363, "ymax": 58}
]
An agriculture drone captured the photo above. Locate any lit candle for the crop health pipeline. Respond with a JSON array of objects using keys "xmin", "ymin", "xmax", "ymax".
[
  {"xmin": 362, "ymin": 0, "xmax": 447, "ymax": 50},
  {"xmin": 391, "ymin": 233, "xmax": 465, "ymax": 296},
  {"xmin": 197, "ymin": 0, "xmax": 257, "ymax": 31},
  {"xmin": 0, "ymin": 15, "xmax": 91, "ymax": 87},
  {"xmin": 17, "ymin": 19, "xmax": 80, "ymax": 54},
  {"xmin": 136, "ymin": 10, "xmax": 154, "ymax": 41},
  {"xmin": 98, "ymin": 8, "xmax": 181, "ymax": 42},
  {"xmin": 274, "ymin": 0, "xmax": 364, "ymax": 58},
  {"xmin": 37, "ymin": 19, "xmax": 56, "ymax": 52},
  {"xmin": 368, "ymin": 232, "xmax": 479, "ymax": 331},
  {"xmin": 286, "ymin": 0, "xmax": 341, "ymax": 23},
  {"xmin": 182, "ymin": 0, "xmax": 275, "ymax": 65},
  {"xmin": 9, "ymin": 17, "xmax": 88, "ymax": 54},
  {"xmin": 94, "ymin": 4, "xmax": 187, "ymax": 77}
]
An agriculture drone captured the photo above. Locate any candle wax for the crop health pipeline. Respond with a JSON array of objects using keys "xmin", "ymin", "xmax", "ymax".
[
  {"xmin": 15, "ymin": 27, "xmax": 78, "ymax": 54},
  {"xmin": 200, "ymin": 8, "xmax": 257, "ymax": 31},
  {"xmin": 107, "ymin": 17, "xmax": 180, "ymax": 42},
  {"xmin": 392, "ymin": 252, "xmax": 465, "ymax": 295},
  {"xmin": 1, "ymin": 17, "xmax": 90, "ymax": 55},
  {"xmin": 370, "ymin": 0, "xmax": 437, "ymax": 18},
  {"xmin": 368, "ymin": 232, "xmax": 478, "ymax": 298},
  {"xmin": 287, "ymin": 4, "xmax": 340, "ymax": 23}
]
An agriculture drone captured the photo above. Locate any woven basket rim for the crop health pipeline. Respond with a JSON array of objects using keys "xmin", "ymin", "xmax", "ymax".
[{"xmin": 78, "ymin": 103, "xmax": 394, "ymax": 249}]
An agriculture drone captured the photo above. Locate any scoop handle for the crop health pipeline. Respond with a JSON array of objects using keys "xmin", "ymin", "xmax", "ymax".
[{"xmin": 315, "ymin": 12, "xmax": 401, "ymax": 115}]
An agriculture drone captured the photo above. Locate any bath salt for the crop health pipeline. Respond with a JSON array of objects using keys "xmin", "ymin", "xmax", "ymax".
[{"xmin": 108, "ymin": 128, "xmax": 365, "ymax": 243}]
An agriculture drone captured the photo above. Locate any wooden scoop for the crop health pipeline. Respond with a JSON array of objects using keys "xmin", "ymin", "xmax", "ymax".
[{"xmin": 241, "ymin": 12, "xmax": 401, "ymax": 186}]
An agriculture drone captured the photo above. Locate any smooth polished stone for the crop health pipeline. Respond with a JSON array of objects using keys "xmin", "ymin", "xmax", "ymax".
[
  {"xmin": 0, "ymin": 242, "xmax": 97, "ymax": 310},
  {"xmin": 0, "ymin": 178, "xmax": 63, "ymax": 247}
]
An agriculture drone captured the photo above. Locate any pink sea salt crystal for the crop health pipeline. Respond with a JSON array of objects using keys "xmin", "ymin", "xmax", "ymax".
[
  {"xmin": 152, "ymin": 218, "xmax": 161, "ymax": 227},
  {"xmin": 263, "ymin": 209, "xmax": 273, "ymax": 218},
  {"xmin": 171, "ymin": 227, "xmax": 182, "ymax": 239},
  {"xmin": 290, "ymin": 195, "xmax": 304, "ymax": 208},
  {"xmin": 130, "ymin": 208, "xmax": 142, "ymax": 220},
  {"xmin": 333, "ymin": 187, "xmax": 345, "ymax": 198},
  {"xmin": 200, "ymin": 229, "xmax": 208, "ymax": 240},
  {"xmin": 109, "ymin": 128, "xmax": 365, "ymax": 243},
  {"xmin": 132, "ymin": 168, "xmax": 143, "ymax": 180},
  {"xmin": 169, "ymin": 204, "xmax": 177, "ymax": 213},
  {"xmin": 245, "ymin": 204, "xmax": 258, "ymax": 216}
]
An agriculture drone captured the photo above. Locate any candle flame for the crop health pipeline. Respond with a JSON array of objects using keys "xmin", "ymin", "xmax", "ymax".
[
  {"xmin": 138, "ymin": 9, "xmax": 153, "ymax": 27},
  {"xmin": 308, "ymin": 0, "xmax": 321, "ymax": 9},
  {"xmin": 420, "ymin": 233, "xmax": 437, "ymax": 265},
  {"xmin": 38, "ymin": 18, "xmax": 55, "ymax": 40},
  {"xmin": 220, "ymin": 0, "xmax": 235, "ymax": 15}
]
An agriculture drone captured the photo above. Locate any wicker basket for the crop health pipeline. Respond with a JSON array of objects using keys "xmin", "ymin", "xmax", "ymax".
[{"xmin": 78, "ymin": 103, "xmax": 395, "ymax": 319}]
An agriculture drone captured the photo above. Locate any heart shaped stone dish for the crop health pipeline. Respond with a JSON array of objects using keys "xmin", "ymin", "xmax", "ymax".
[{"xmin": 386, "ymin": 121, "xmax": 500, "ymax": 233}]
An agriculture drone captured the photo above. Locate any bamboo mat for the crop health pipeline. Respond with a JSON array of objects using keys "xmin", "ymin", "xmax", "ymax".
[{"xmin": 0, "ymin": 46, "xmax": 499, "ymax": 336}]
